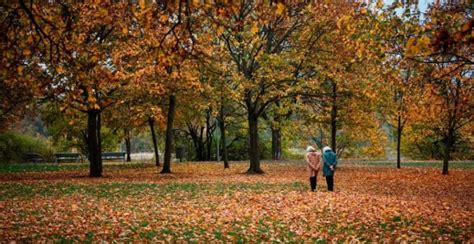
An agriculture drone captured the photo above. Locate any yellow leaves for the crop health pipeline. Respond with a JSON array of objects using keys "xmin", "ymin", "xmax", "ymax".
[
  {"xmin": 159, "ymin": 14, "xmax": 169, "ymax": 22},
  {"xmin": 98, "ymin": 8, "xmax": 108, "ymax": 17},
  {"xmin": 87, "ymin": 95, "xmax": 97, "ymax": 104},
  {"xmin": 56, "ymin": 66, "xmax": 65, "ymax": 74},
  {"xmin": 26, "ymin": 35, "xmax": 34, "ymax": 45},
  {"xmin": 250, "ymin": 23, "xmax": 259, "ymax": 34},
  {"xmin": 376, "ymin": 0, "xmax": 384, "ymax": 9},
  {"xmin": 421, "ymin": 226, "xmax": 431, "ymax": 232},
  {"xmin": 85, "ymin": 94, "xmax": 100, "ymax": 110},
  {"xmin": 22, "ymin": 49, "xmax": 31, "ymax": 56},
  {"xmin": 417, "ymin": 36, "xmax": 431, "ymax": 51},
  {"xmin": 17, "ymin": 66, "xmax": 24, "ymax": 73},
  {"xmin": 336, "ymin": 16, "xmax": 350, "ymax": 30},
  {"xmin": 122, "ymin": 26, "xmax": 128, "ymax": 35},
  {"xmin": 216, "ymin": 25, "xmax": 225, "ymax": 36},
  {"xmin": 1, "ymin": 163, "xmax": 473, "ymax": 241},
  {"xmin": 139, "ymin": 0, "xmax": 147, "ymax": 10},
  {"xmin": 276, "ymin": 3, "xmax": 286, "ymax": 15},
  {"xmin": 405, "ymin": 37, "xmax": 418, "ymax": 57},
  {"xmin": 90, "ymin": 54, "xmax": 99, "ymax": 63},
  {"xmin": 461, "ymin": 21, "xmax": 471, "ymax": 33},
  {"xmin": 405, "ymin": 36, "xmax": 432, "ymax": 57}
]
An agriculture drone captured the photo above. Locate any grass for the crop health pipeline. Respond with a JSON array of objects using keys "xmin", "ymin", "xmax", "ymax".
[
  {"xmin": 0, "ymin": 182, "xmax": 308, "ymax": 200},
  {"xmin": 1, "ymin": 160, "xmax": 473, "ymax": 174},
  {"xmin": 342, "ymin": 160, "xmax": 474, "ymax": 168},
  {"xmin": 0, "ymin": 162, "xmax": 153, "ymax": 173},
  {"xmin": 0, "ymin": 162, "xmax": 472, "ymax": 241},
  {"xmin": 0, "ymin": 163, "xmax": 86, "ymax": 173}
]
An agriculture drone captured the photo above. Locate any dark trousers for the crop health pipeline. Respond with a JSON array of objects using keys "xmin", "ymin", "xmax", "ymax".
[
  {"xmin": 326, "ymin": 176, "xmax": 334, "ymax": 191},
  {"xmin": 309, "ymin": 176, "xmax": 317, "ymax": 191}
]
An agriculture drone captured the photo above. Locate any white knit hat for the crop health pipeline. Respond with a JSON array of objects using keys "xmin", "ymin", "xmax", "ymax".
[
  {"xmin": 323, "ymin": 146, "xmax": 332, "ymax": 152},
  {"xmin": 306, "ymin": 146, "xmax": 316, "ymax": 152}
]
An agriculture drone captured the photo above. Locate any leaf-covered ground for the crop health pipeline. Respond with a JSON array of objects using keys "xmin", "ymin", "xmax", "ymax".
[{"xmin": 0, "ymin": 162, "xmax": 473, "ymax": 242}]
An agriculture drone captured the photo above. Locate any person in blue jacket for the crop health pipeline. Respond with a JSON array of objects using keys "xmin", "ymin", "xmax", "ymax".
[{"xmin": 322, "ymin": 146, "xmax": 337, "ymax": 191}]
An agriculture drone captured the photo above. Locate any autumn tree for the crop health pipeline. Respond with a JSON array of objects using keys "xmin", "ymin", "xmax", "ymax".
[
  {"xmin": 110, "ymin": 1, "xmax": 203, "ymax": 173},
  {"xmin": 176, "ymin": 80, "xmax": 216, "ymax": 162},
  {"xmin": 405, "ymin": 2, "xmax": 473, "ymax": 174},
  {"xmin": 262, "ymin": 100, "xmax": 296, "ymax": 160},
  {"xmin": 2, "ymin": 2, "xmax": 138, "ymax": 177},
  {"xmin": 0, "ymin": 3, "xmax": 45, "ymax": 130},
  {"xmin": 295, "ymin": 1, "xmax": 389, "ymax": 157},
  {"xmin": 204, "ymin": 2, "xmax": 317, "ymax": 173},
  {"xmin": 366, "ymin": 3, "xmax": 430, "ymax": 168}
]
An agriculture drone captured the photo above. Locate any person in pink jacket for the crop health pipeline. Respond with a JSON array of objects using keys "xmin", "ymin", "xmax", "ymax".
[{"xmin": 305, "ymin": 146, "xmax": 321, "ymax": 191}]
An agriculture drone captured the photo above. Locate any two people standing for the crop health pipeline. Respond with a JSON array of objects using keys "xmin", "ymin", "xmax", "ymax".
[{"xmin": 305, "ymin": 146, "xmax": 337, "ymax": 192}]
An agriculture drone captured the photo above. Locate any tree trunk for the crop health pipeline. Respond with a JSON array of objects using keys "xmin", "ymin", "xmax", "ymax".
[
  {"xmin": 196, "ymin": 139, "xmax": 206, "ymax": 161},
  {"xmin": 397, "ymin": 115, "xmax": 402, "ymax": 169},
  {"xmin": 198, "ymin": 142, "xmax": 205, "ymax": 161},
  {"xmin": 161, "ymin": 95, "xmax": 176, "ymax": 174},
  {"xmin": 219, "ymin": 104, "xmax": 229, "ymax": 168},
  {"xmin": 442, "ymin": 127, "xmax": 454, "ymax": 175},
  {"xmin": 87, "ymin": 109, "xmax": 102, "ymax": 177},
  {"xmin": 247, "ymin": 113, "xmax": 264, "ymax": 174},
  {"xmin": 442, "ymin": 146, "xmax": 450, "ymax": 175},
  {"xmin": 271, "ymin": 126, "xmax": 282, "ymax": 160},
  {"xmin": 124, "ymin": 129, "xmax": 131, "ymax": 162},
  {"xmin": 443, "ymin": 79, "xmax": 460, "ymax": 175},
  {"xmin": 330, "ymin": 81, "xmax": 337, "ymax": 152},
  {"xmin": 205, "ymin": 111, "xmax": 212, "ymax": 161},
  {"xmin": 97, "ymin": 112, "xmax": 102, "ymax": 159},
  {"xmin": 189, "ymin": 126, "xmax": 206, "ymax": 161},
  {"xmin": 148, "ymin": 118, "xmax": 160, "ymax": 167}
]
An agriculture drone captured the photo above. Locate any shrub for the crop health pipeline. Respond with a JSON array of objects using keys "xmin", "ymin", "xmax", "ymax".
[{"xmin": 0, "ymin": 132, "xmax": 54, "ymax": 163}]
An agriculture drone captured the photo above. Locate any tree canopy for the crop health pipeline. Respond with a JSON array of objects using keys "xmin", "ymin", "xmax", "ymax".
[{"xmin": 1, "ymin": 0, "xmax": 472, "ymax": 176}]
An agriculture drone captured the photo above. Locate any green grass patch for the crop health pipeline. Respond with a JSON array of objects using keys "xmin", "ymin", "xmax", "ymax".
[
  {"xmin": 0, "ymin": 162, "xmax": 155, "ymax": 173},
  {"xmin": 342, "ymin": 161, "xmax": 474, "ymax": 169},
  {"xmin": 0, "ymin": 182, "xmax": 307, "ymax": 200},
  {"xmin": 0, "ymin": 163, "xmax": 86, "ymax": 173}
]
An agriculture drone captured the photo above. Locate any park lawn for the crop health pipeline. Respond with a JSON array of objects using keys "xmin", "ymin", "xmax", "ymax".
[
  {"xmin": 343, "ymin": 160, "xmax": 474, "ymax": 169},
  {"xmin": 0, "ymin": 162, "xmax": 472, "ymax": 242},
  {"xmin": 0, "ymin": 162, "xmax": 153, "ymax": 173},
  {"xmin": 1, "ymin": 160, "xmax": 473, "ymax": 173}
]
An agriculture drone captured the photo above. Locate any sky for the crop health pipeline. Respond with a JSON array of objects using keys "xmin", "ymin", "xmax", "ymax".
[
  {"xmin": 382, "ymin": 0, "xmax": 436, "ymax": 19},
  {"xmin": 383, "ymin": 0, "xmax": 434, "ymax": 14}
]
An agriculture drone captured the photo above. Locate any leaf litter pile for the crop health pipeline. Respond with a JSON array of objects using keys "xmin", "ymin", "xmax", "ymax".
[{"xmin": 0, "ymin": 162, "xmax": 472, "ymax": 242}]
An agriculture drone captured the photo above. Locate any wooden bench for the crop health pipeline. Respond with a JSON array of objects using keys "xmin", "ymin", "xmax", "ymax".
[
  {"xmin": 102, "ymin": 152, "xmax": 126, "ymax": 162},
  {"xmin": 54, "ymin": 152, "xmax": 83, "ymax": 163}
]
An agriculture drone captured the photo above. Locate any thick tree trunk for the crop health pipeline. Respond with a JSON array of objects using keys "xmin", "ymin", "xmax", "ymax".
[
  {"xmin": 330, "ymin": 81, "xmax": 337, "ymax": 152},
  {"xmin": 442, "ymin": 148, "xmax": 450, "ymax": 175},
  {"xmin": 442, "ymin": 127, "xmax": 453, "ymax": 175},
  {"xmin": 148, "ymin": 118, "xmax": 160, "ymax": 167},
  {"xmin": 219, "ymin": 105, "xmax": 229, "ymax": 168},
  {"xmin": 87, "ymin": 109, "xmax": 102, "ymax": 177},
  {"xmin": 161, "ymin": 95, "xmax": 176, "ymax": 174},
  {"xmin": 195, "ymin": 140, "xmax": 206, "ymax": 161},
  {"xmin": 124, "ymin": 129, "xmax": 131, "ymax": 162},
  {"xmin": 397, "ymin": 115, "xmax": 402, "ymax": 169},
  {"xmin": 271, "ymin": 126, "xmax": 282, "ymax": 160},
  {"xmin": 97, "ymin": 112, "xmax": 102, "ymax": 160},
  {"xmin": 247, "ymin": 113, "xmax": 264, "ymax": 174}
]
